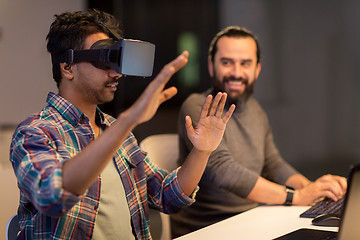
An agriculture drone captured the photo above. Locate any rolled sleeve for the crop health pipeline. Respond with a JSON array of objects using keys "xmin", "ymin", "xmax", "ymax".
[{"xmin": 146, "ymin": 160, "xmax": 197, "ymax": 214}]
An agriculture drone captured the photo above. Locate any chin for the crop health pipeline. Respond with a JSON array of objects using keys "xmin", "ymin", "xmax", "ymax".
[
  {"xmin": 228, "ymin": 92, "xmax": 244, "ymax": 100},
  {"xmin": 98, "ymin": 97, "xmax": 115, "ymax": 105}
]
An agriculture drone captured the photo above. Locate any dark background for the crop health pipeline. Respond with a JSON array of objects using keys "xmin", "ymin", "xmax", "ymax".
[
  {"xmin": 90, "ymin": 0, "xmax": 219, "ymax": 140},
  {"xmin": 88, "ymin": 0, "xmax": 360, "ymax": 180}
]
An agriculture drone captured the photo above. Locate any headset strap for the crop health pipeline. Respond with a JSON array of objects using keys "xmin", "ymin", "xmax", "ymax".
[{"xmin": 51, "ymin": 49, "xmax": 111, "ymax": 64}]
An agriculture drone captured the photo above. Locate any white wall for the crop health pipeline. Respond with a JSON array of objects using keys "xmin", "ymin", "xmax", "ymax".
[
  {"xmin": 0, "ymin": 1, "xmax": 86, "ymax": 237},
  {"xmin": 0, "ymin": 0, "xmax": 86, "ymax": 126}
]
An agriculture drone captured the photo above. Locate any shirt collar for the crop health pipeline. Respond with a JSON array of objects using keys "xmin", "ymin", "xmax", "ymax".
[{"xmin": 46, "ymin": 92, "xmax": 107, "ymax": 127}]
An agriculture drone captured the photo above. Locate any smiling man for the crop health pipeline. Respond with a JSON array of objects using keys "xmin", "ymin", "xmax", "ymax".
[
  {"xmin": 9, "ymin": 9, "xmax": 235, "ymax": 239},
  {"xmin": 170, "ymin": 26, "xmax": 347, "ymax": 238},
  {"xmin": 210, "ymin": 32, "xmax": 260, "ymax": 107}
]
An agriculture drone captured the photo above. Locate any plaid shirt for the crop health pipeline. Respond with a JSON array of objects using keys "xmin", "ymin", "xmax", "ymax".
[{"xmin": 10, "ymin": 92, "xmax": 195, "ymax": 240}]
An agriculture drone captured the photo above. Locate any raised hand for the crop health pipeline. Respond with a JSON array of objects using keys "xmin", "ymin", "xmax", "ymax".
[
  {"xmin": 177, "ymin": 92, "xmax": 235, "ymax": 196},
  {"xmin": 123, "ymin": 51, "xmax": 189, "ymax": 126},
  {"xmin": 186, "ymin": 92, "xmax": 235, "ymax": 153}
]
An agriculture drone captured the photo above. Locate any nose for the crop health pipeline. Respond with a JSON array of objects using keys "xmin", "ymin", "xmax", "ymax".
[
  {"xmin": 108, "ymin": 68, "xmax": 122, "ymax": 79},
  {"xmin": 232, "ymin": 63, "xmax": 244, "ymax": 79}
]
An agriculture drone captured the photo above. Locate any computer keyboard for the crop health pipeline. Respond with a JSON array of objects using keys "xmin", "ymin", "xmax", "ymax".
[{"xmin": 300, "ymin": 197, "xmax": 344, "ymax": 218}]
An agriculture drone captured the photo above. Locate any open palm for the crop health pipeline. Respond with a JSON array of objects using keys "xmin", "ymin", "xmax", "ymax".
[{"xmin": 186, "ymin": 92, "xmax": 235, "ymax": 153}]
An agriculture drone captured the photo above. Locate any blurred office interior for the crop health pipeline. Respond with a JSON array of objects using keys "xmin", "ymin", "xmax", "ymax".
[
  {"xmin": 1, "ymin": 0, "xmax": 360, "ymax": 180},
  {"xmin": 1, "ymin": 0, "xmax": 359, "ymax": 236},
  {"xmin": 91, "ymin": 0, "xmax": 360, "ymax": 180}
]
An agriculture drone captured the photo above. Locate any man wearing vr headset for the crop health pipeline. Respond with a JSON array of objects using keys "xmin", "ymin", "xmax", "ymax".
[{"xmin": 9, "ymin": 9, "xmax": 235, "ymax": 239}]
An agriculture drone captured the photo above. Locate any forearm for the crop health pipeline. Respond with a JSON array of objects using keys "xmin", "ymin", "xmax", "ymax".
[
  {"xmin": 285, "ymin": 174, "xmax": 311, "ymax": 189},
  {"xmin": 62, "ymin": 112, "xmax": 136, "ymax": 195},
  {"xmin": 62, "ymin": 53, "xmax": 190, "ymax": 195},
  {"xmin": 247, "ymin": 176, "xmax": 289, "ymax": 205},
  {"xmin": 177, "ymin": 148, "xmax": 211, "ymax": 196}
]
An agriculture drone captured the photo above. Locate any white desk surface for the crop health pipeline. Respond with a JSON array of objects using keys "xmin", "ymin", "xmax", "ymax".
[{"xmin": 174, "ymin": 205, "xmax": 338, "ymax": 240}]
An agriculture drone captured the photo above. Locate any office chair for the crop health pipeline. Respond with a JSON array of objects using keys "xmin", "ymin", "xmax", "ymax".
[
  {"xmin": 140, "ymin": 134, "xmax": 179, "ymax": 172},
  {"xmin": 5, "ymin": 215, "xmax": 20, "ymax": 240},
  {"xmin": 140, "ymin": 134, "xmax": 179, "ymax": 240}
]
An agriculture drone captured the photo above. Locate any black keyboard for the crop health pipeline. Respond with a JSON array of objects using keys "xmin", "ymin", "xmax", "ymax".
[{"xmin": 300, "ymin": 197, "xmax": 344, "ymax": 218}]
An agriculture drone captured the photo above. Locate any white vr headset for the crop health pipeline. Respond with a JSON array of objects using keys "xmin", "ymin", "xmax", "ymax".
[{"xmin": 52, "ymin": 23, "xmax": 155, "ymax": 77}]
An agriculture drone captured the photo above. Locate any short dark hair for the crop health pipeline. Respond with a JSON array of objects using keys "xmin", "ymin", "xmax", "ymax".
[
  {"xmin": 46, "ymin": 9, "xmax": 123, "ymax": 86},
  {"xmin": 208, "ymin": 26, "xmax": 261, "ymax": 64}
]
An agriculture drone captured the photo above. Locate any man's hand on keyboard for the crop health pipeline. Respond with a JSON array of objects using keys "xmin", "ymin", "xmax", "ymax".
[{"xmin": 293, "ymin": 174, "xmax": 347, "ymax": 206}]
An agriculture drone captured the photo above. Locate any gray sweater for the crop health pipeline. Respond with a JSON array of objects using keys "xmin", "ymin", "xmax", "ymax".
[{"xmin": 171, "ymin": 89, "xmax": 299, "ymax": 237}]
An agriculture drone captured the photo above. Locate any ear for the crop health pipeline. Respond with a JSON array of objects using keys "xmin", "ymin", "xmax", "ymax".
[
  {"xmin": 255, "ymin": 62, "xmax": 261, "ymax": 79},
  {"xmin": 60, "ymin": 63, "xmax": 74, "ymax": 80},
  {"xmin": 208, "ymin": 59, "xmax": 214, "ymax": 78}
]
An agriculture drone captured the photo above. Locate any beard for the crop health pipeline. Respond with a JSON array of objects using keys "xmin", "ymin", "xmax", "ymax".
[{"xmin": 212, "ymin": 75, "xmax": 256, "ymax": 109}]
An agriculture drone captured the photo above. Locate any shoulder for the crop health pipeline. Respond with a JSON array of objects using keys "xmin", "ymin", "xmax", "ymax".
[
  {"xmin": 16, "ymin": 107, "xmax": 57, "ymax": 133},
  {"xmin": 244, "ymin": 97, "xmax": 271, "ymax": 125},
  {"xmin": 183, "ymin": 92, "xmax": 207, "ymax": 105},
  {"xmin": 13, "ymin": 100, "xmax": 81, "ymax": 143},
  {"xmin": 247, "ymin": 97, "xmax": 266, "ymax": 114},
  {"xmin": 181, "ymin": 91, "xmax": 208, "ymax": 113}
]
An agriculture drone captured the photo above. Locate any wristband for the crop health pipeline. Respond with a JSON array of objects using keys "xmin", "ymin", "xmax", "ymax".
[{"xmin": 284, "ymin": 186, "xmax": 295, "ymax": 206}]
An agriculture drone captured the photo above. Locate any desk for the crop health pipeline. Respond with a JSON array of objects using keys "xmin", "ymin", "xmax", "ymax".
[{"xmin": 174, "ymin": 206, "xmax": 338, "ymax": 240}]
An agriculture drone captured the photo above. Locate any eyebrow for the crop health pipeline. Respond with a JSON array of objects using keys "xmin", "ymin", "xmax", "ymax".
[
  {"xmin": 220, "ymin": 57, "xmax": 233, "ymax": 62},
  {"xmin": 242, "ymin": 59, "xmax": 253, "ymax": 64},
  {"xmin": 220, "ymin": 57, "xmax": 253, "ymax": 63}
]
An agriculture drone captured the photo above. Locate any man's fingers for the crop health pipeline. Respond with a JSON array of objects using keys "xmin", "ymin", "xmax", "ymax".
[
  {"xmin": 214, "ymin": 93, "xmax": 227, "ymax": 118},
  {"xmin": 222, "ymin": 104, "xmax": 235, "ymax": 123},
  {"xmin": 199, "ymin": 95, "xmax": 213, "ymax": 119},
  {"xmin": 199, "ymin": 92, "xmax": 235, "ymax": 121},
  {"xmin": 336, "ymin": 176, "xmax": 347, "ymax": 193},
  {"xmin": 185, "ymin": 115, "xmax": 194, "ymax": 138},
  {"xmin": 325, "ymin": 182, "xmax": 344, "ymax": 200},
  {"xmin": 155, "ymin": 50, "xmax": 189, "ymax": 86},
  {"xmin": 139, "ymin": 51, "xmax": 188, "ymax": 108},
  {"xmin": 317, "ymin": 175, "xmax": 347, "ymax": 196},
  {"xmin": 171, "ymin": 51, "xmax": 189, "ymax": 72},
  {"xmin": 208, "ymin": 92, "xmax": 222, "ymax": 116},
  {"xmin": 201, "ymin": 92, "xmax": 225, "ymax": 119},
  {"xmin": 159, "ymin": 87, "xmax": 178, "ymax": 104}
]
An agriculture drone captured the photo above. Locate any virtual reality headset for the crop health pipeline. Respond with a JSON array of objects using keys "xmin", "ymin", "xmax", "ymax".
[{"xmin": 52, "ymin": 37, "xmax": 155, "ymax": 77}]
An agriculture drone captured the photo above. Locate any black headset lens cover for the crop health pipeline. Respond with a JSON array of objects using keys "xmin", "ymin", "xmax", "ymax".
[
  {"xmin": 90, "ymin": 38, "xmax": 155, "ymax": 77},
  {"xmin": 89, "ymin": 38, "xmax": 118, "ymax": 71}
]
